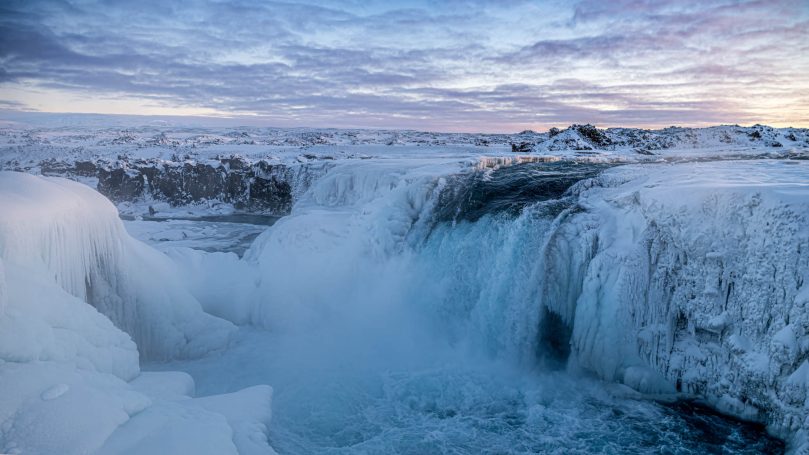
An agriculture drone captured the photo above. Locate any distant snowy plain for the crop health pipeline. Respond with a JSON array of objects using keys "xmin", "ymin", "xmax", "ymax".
[{"xmin": 1, "ymin": 121, "xmax": 807, "ymax": 454}]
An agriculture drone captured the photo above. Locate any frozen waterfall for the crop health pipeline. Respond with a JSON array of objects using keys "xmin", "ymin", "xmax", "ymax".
[{"xmin": 2, "ymin": 157, "xmax": 805, "ymax": 454}]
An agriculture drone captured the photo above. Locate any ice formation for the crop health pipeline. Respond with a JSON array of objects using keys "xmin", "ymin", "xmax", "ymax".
[
  {"xmin": 0, "ymin": 172, "xmax": 234, "ymax": 359},
  {"xmin": 0, "ymin": 172, "xmax": 275, "ymax": 455},
  {"xmin": 550, "ymin": 161, "xmax": 809, "ymax": 446}
]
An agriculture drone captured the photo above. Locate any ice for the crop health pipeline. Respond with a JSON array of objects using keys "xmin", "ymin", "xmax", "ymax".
[
  {"xmin": 0, "ymin": 171, "xmax": 276, "ymax": 454},
  {"xmin": 542, "ymin": 160, "xmax": 809, "ymax": 447},
  {"xmin": 122, "ymin": 217, "xmax": 270, "ymax": 256},
  {"xmin": 212, "ymin": 158, "xmax": 805, "ymax": 450},
  {"xmin": 0, "ymin": 362, "xmax": 149, "ymax": 455},
  {"xmin": 0, "ymin": 171, "xmax": 235, "ymax": 359},
  {"xmin": 0, "ymin": 261, "xmax": 139, "ymax": 380},
  {"xmin": 105, "ymin": 374, "xmax": 275, "ymax": 455},
  {"xmin": 96, "ymin": 385, "xmax": 276, "ymax": 455}
]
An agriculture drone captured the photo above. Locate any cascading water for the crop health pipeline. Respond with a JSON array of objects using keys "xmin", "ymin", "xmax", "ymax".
[{"xmin": 153, "ymin": 159, "xmax": 783, "ymax": 454}]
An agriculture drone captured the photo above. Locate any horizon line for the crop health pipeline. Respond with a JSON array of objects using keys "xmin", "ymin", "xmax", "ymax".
[{"xmin": 1, "ymin": 109, "xmax": 806, "ymax": 135}]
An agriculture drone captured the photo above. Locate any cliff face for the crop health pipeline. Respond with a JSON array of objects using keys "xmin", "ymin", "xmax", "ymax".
[{"xmin": 95, "ymin": 159, "xmax": 295, "ymax": 213}]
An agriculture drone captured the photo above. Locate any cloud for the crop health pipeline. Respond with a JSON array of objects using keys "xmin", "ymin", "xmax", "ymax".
[{"xmin": 0, "ymin": 0, "xmax": 807, "ymax": 131}]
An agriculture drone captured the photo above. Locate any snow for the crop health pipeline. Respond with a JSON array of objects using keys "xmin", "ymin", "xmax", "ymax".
[
  {"xmin": 122, "ymin": 216, "xmax": 273, "ymax": 256},
  {"xmin": 0, "ymin": 361, "xmax": 150, "ymax": 455},
  {"xmin": 3, "ymin": 121, "xmax": 804, "ymax": 224},
  {"xmin": 0, "ymin": 260, "xmax": 139, "ymax": 379}
]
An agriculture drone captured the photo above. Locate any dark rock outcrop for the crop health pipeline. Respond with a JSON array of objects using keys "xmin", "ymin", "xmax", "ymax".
[
  {"xmin": 573, "ymin": 124, "xmax": 612, "ymax": 147},
  {"xmin": 510, "ymin": 142, "xmax": 533, "ymax": 153},
  {"xmin": 41, "ymin": 156, "xmax": 300, "ymax": 215}
]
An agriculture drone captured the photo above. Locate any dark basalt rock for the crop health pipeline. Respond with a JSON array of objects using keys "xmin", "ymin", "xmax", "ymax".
[
  {"xmin": 74, "ymin": 161, "xmax": 97, "ymax": 177},
  {"xmin": 511, "ymin": 142, "xmax": 533, "ymax": 153},
  {"xmin": 220, "ymin": 155, "xmax": 248, "ymax": 170},
  {"xmin": 91, "ymin": 158, "xmax": 294, "ymax": 214},
  {"xmin": 573, "ymin": 124, "xmax": 612, "ymax": 147},
  {"xmin": 245, "ymin": 175, "xmax": 293, "ymax": 213},
  {"xmin": 97, "ymin": 168, "xmax": 145, "ymax": 201},
  {"xmin": 40, "ymin": 159, "xmax": 74, "ymax": 176}
]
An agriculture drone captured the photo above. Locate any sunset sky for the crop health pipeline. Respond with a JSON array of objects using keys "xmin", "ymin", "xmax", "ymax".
[{"xmin": 1, "ymin": 0, "xmax": 808, "ymax": 132}]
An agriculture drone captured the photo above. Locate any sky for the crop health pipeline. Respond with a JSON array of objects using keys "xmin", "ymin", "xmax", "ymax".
[{"xmin": 1, "ymin": 0, "xmax": 808, "ymax": 132}]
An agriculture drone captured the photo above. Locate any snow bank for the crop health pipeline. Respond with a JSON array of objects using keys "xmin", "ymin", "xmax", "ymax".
[
  {"xmin": 544, "ymin": 160, "xmax": 809, "ymax": 449},
  {"xmin": 0, "ymin": 171, "xmax": 235, "ymax": 359}
]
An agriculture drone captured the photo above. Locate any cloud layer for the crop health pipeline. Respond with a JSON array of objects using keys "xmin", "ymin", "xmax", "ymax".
[{"xmin": 1, "ymin": 0, "xmax": 807, "ymax": 131}]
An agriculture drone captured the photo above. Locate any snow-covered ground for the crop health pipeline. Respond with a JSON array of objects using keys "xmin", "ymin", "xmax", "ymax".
[
  {"xmin": 1, "ymin": 120, "xmax": 807, "ymax": 453},
  {"xmin": 0, "ymin": 121, "xmax": 806, "ymax": 176}
]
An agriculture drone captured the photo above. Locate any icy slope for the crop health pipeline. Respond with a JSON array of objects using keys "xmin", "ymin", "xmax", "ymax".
[
  {"xmin": 545, "ymin": 160, "xmax": 809, "ymax": 448},
  {"xmin": 0, "ymin": 171, "xmax": 276, "ymax": 454}
]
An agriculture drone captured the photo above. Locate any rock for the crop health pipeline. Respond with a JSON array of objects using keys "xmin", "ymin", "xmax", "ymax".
[
  {"xmin": 93, "ymin": 158, "xmax": 295, "ymax": 215},
  {"xmin": 573, "ymin": 124, "xmax": 612, "ymax": 147},
  {"xmin": 511, "ymin": 142, "xmax": 533, "ymax": 153},
  {"xmin": 74, "ymin": 161, "xmax": 97, "ymax": 177},
  {"xmin": 97, "ymin": 168, "xmax": 145, "ymax": 201}
]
